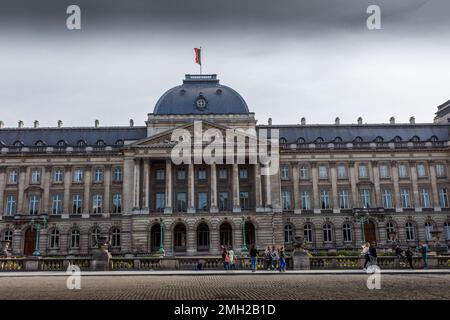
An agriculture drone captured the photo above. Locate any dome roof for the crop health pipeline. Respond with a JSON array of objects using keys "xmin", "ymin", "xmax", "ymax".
[{"xmin": 153, "ymin": 74, "xmax": 249, "ymax": 115}]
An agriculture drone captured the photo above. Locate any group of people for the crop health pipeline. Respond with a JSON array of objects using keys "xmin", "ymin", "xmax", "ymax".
[
  {"xmin": 361, "ymin": 242, "xmax": 378, "ymax": 269},
  {"xmin": 221, "ymin": 244, "xmax": 287, "ymax": 272},
  {"xmin": 221, "ymin": 247, "xmax": 237, "ymax": 270}
]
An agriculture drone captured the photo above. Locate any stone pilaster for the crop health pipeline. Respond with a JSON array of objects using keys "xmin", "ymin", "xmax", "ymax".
[
  {"xmin": 63, "ymin": 165, "xmax": 71, "ymax": 215},
  {"xmin": 232, "ymin": 164, "xmax": 241, "ymax": 212},
  {"xmin": 0, "ymin": 168, "xmax": 6, "ymax": 219},
  {"xmin": 164, "ymin": 159, "xmax": 173, "ymax": 213},
  {"xmin": 372, "ymin": 161, "xmax": 381, "ymax": 208},
  {"xmin": 17, "ymin": 167, "xmax": 26, "ymax": 214},
  {"xmin": 42, "ymin": 166, "xmax": 51, "ymax": 214},
  {"xmin": 133, "ymin": 159, "xmax": 141, "ymax": 210},
  {"xmin": 330, "ymin": 163, "xmax": 339, "ymax": 212},
  {"xmin": 123, "ymin": 157, "xmax": 134, "ymax": 213},
  {"xmin": 143, "ymin": 160, "xmax": 150, "ymax": 209},
  {"xmin": 104, "ymin": 165, "xmax": 111, "ymax": 214},
  {"xmin": 187, "ymin": 163, "xmax": 195, "ymax": 213},
  {"xmin": 409, "ymin": 161, "xmax": 420, "ymax": 209},
  {"xmin": 349, "ymin": 162, "xmax": 357, "ymax": 208},
  {"xmin": 254, "ymin": 163, "xmax": 263, "ymax": 212},
  {"xmin": 264, "ymin": 166, "xmax": 272, "ymax": 208},
  {"xmin": 210, "ymin": 163, "xmax": 218, "ymax": 213},
  {"xmin": 83, "ymin": 166, "xmax": 91, "ymax": 215},
  {"xmin": 391, "ymin": 161, "xmax": 402, "ymax": 212},
  {"xmin": 429, "ymin": 162, "xmax": 441, "ymax": 211},
  {"xmin": 291, "ymin": 162, "xmax": 301, "ymax": 213},
  {"xmin": 311, "ymin": 163, "xmax": 320, "ymax": 212}
]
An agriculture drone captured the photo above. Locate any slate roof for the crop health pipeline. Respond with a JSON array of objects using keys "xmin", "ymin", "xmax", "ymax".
[
  {"xmin": 153, "ymin": 74, "xmax": 250, "ymax": 115},
  {"xmin": 0, "ymin": 127, "xmax": 147, "ymax": 147},
  {"xmin": 257, "ymin": 124, "xmax": 450, "ymax": 143}
]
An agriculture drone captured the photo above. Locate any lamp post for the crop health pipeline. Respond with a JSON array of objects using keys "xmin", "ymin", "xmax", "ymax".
[
  {"xmin": 30, "ymin": 214, "xmax": 48, "ymax": 256},
  {"xmin": 241, "ymin": 216, "xmax": 248, "ymax": 252},
  {"xmin": 158, "ymin": 218, "xmax": 165, "ymax": 255},
  {"xmin": 353, "ymin": 209, "xmax": 369, "ymax": 245}
]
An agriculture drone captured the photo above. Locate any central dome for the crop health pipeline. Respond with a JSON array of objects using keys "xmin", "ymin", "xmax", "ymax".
[{"xmin": 153, "ymin": 74, "xmax": 249, "ymax": 115}]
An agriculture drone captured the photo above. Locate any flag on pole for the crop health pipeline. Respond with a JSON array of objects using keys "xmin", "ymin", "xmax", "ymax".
[{"xmin": 194, "ymin": 47, "xmax": 201, "ymax": 65}]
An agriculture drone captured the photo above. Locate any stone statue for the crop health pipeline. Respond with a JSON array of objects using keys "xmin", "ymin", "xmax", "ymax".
[
  {"xmin": 90, "ymin": 236, "xmax": 112, "ymax": 271},
  {"xmin": 0, "ymin": 241, "xmax": 12, "ymax": 258}
]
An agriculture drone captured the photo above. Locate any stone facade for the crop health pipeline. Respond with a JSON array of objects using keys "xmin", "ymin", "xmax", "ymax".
[{"xmin": 0, "ymin": 74, "xmax": 450, "ymax": 257}]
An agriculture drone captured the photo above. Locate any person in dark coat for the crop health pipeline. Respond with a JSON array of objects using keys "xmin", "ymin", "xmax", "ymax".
[
  {"xmin": 249, "ymin": 244, "xmax": 258, "ymax": 272},
  {"xmin": 405, "ymin": 247, "xmax": 414, "ymax": 269},
  {"xmin": 369, "ymin": 242, "xmax": 378, "ymax": 266}
]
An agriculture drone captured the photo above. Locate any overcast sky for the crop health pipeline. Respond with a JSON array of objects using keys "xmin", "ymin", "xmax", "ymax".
[{"xmin": 0, "ymin": 0, "xmax": 449, "ymax": 127}]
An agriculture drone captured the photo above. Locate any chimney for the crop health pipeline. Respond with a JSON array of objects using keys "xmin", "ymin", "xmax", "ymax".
[
  {"xmin": 34, "ymin": 120, "xmax": 39, "ymax": 128},
  {"xmin": 357, "ymin": 117, "xmax": 363, "ymax": 125},
  {"xmin": 268, "ymin": 118, "xmax": 272, "ymax": 125},
  {"xmin": 94, "ymin": 119, "xmax": 100, "ymax": 128},
  {"xmin": 409, "ymin": 116, "xmax": 415, "ymax": 125},
  {"xmin": 18, "ymin": 120, "xmax": 24, "ymax": 128},
  {"xmin": 57, "ymin": 120, "xmax": 63, "ymax": 128},
  {"xmin": 301, "ymin": 117, "xmax": 306, "ymax": 125},
  {"xmin": 335, "ymin": 117, "xmax": 340, "ymax": 125},
  {"xmin": 129, "ymin": 119, "xmax": 134, "ymax": 127},
  {"xmin": 0, "ymin": 121, "xmax": 4, "ymax": 129},
  {"xmin": 389, "ymin": 117, "xmax": 395, "ymax": 124}
]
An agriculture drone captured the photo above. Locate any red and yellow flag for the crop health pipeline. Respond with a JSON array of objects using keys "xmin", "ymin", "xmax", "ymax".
[{"xmin": 194, "ymin": 48, "xmax": 201, "ymax": 65}]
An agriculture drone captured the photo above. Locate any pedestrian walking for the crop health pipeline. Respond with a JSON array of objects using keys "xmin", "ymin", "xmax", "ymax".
[
  {"xmin": 395, "ymin": 245, "xmax": 404, "ymax": 268},
  {"xmin": 405, "ymin": 247, "xmax": 414, "ymax": 269},
  {"xmin": 222, "ymin": 247, "xmax": 229, "ymax": 271},
  {"xmin": 229, "ymin": 249, "xmax": 236, "ymax": 270},
  {"xmin": 278, "ymin": 246, "xmax": 286, "ymax": 272},
  {"xmin": 418, "ymin": 242, "xmax": 429, "ymax": 269},
  {"xmin": 249, "ymin": 244, "xmax": 258, "ymax": 272},
  {"xmin": 263, "ymin": 247, "xmax": 272, "ymax": 270},
  {"xmin": 369, "ymin": 242, "xmax": 378, "ymax": 266},
  {"xmin": 361, "ymin": 242, "xmax": 370, "ymax": 269},
  {"xmin": 271, "ymin": 246, "xmax": 278, "ymax": 270}
]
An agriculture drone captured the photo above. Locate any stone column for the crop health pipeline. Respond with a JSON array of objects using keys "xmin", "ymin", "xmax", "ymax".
[
  {"xmin": 330, "ymin": 162, "xmax": 339, "ymax": 213},
  {"xmin": 311, "ymin": 163, "xmax": 320, "ymax": 213},
  {"xmin": 254, "ymin": 163, "xmax": 263, "ymax": 212},
  {"xmin": 133, "ymin": 159, "xmax": 141, "ymax": 210},
  {"xmin": 104, "ymin": 165, "xmax": 111, "ymax": 214},
  {"xmin": 409, "ymin": 161, "xmax": 420, "ymax": 209},
  {"xmin": 372, "ymin": 161, "xmax": 381, "ymax": 208},
  {"xmin": 187, "ymin": 163, "xmax": 195, "ymax": 213},
  {"xmin": 264, "ymin": 166, "xmax": 272, "ymax": 208},
  {"xmin": 210, "ymin": 163, "xmax": 218, "ymax": 213},
  {"xmin": 164, "ymin": 159, "xmax": 173, "ymax": 213},
  {"xmin": 232, "ymin": 164, "xmax": 241, "ymax": 212},
  {"xmin": 429, "ymin": 162, "xmax": 440, "ymax": 211},
  {"xmin": 63, "ymin": 165, "xmax": 71, "ymax": 216},
  {"xmin": 142, "ymin": 160, "xmax": 150, "ymax": 209},
  {"xmin": 0, "ymin": 168, "xmax": 6, "ymax": 219},
  {"xmin": 83, "ymin": 166, "xmax": 91, "ymax": 215},
  {"xmin": 391, "ymin": 161, "xmax": 402, "ymax": 212},
  {"xmin": 123, "ymin": 157, "xmax": 135, "ymax": 213},
  {"xmin": 291, "ymin": 162, "xmax": 301, "ymax": 213},
  {"xmin": 349, "ymin": 162, "xmax": 358, "ymax": 208},
  {"xmin": 42, "ymin": 166, "xmax": 51, "ymax": 214},
  {"xmin": 17, "ymin": 167, "xmax": 26, "ymax": 214}
]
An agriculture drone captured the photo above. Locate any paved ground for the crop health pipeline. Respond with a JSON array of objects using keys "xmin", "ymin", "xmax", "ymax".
[{"xmin": 0, "ymin": 272, "xmax": 449, "ymax": 300}]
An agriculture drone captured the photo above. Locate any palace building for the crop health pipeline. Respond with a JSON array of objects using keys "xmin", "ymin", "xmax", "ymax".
[{"xmin": 0, "ymin": 74, "xmax": 450, "ymax": 257}]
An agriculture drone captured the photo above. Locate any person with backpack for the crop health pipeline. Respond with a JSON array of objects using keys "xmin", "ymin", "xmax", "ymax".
[{"xmin": 249, "ymin": 244, "xmax": 258, "ymax": 272}]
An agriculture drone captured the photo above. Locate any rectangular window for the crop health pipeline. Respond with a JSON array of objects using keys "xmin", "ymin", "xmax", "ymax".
[
  {"xmin": 197, "ymin": 192, "xmax": 208, "ymax": 211},
  {"xmin": 280, "ymin": 166, "xmax": 289, "ymax": 180},
  {"xmin": 155, "ymin": 169, "xmax": 165, "ymax": 181},
  {"xmin": 176, "ymin": 192, "xmax": 187, "ymax": 212},
  {"xmin": 93, "ymin": 168, "xmax": 103, "ymax": 183},
  {"xmin": 400, "ymin": 188, "xmax": 411, "ymax": 208},
  {"xmin": 420, "ymin": 188, "xmax": 430, "ymax": 208},
  {"xmin": 71, "ymin": 194, "xmax": 83, "ymax": 214},
  {"xmin": 218, "ymin": 192, "xmax": 229, "ymax": 211},
  {"xmin": 218, "ymin": 168, "xmax": 228, "ymax": 180},
  {"xmin": 73, "ymin": 168, "xmax": 84, "ymax": 183},
  {"xmin": 337, "ymin": 165, "xmax": 347, "ymax": 178},
  {"xmin": 417, "ymin": 164, "xmax": 426, "ymax": 177},
  {"xmin": 113, "ymin": 167, "xmax": 123, "ymax": 182},
  {"xmin": 439, "ymin": 187, "xmax": 449, "ymax": 208},
  {"xmin": 382, "ymin": 189, "xmax": 393, "ymax": 209},
  {"xmin": 398, "ymin": 164, "xmax": 408, "ymax": 178},
  {"xmin": 92, "ymin": 194, "xmax": 103, "ymax": 213},
  {"xmin": 358, "ymin": 165, "xmax": 368, "ymax": 178},
  {"xmin": 113, "ymin": 194, "xmax": 122, "ymax": 213},
  {"xmin": 239, "ymin": 191, "xmax": 250, "ymax": 210},
  {"xmin": 155, "ymin": 193, "xmax": 165, "ymax": 211},
  {"xmin": 359, "ymin": 189, "xmax": 371, "ymax": 208},
  {"xmin": 8, "ymin": 170, "xmax": 18, "ymax": 184},
  {"xmin": 31, "ymin": 170, "xmax": 41, "ymax": 184},
  {"xmin": 53, "ymin": 169, "xmax": 64, "ymax": 183},
  {"xmin": 318, "ymin": 165, "xmax": 328, "ymax": 179},
  {"xmin": 51, "ymin": 194, "xmax": 63, "ymax": 215},
  {"xmin": 29, "ymin": 195, "xmax": 40, "ymax": 215},
  {"xmin": 5, "ymin": 195, "xmax": 17, "ymax": 216},
  {"xmin": 320, "ymin": 190, "xmax": 330, "ymax": 209},
  {"xmin": 338, "ymin": 189, "xmax": 349, "ymax": 209},
  {"xmin": 301, "ymin": 191, "xmax": 311, "ymax": 210},
  {"xmin": 379, "ymin": 165, "xmax": 390, "ymax": 178},
  {"xmin": 197, "ymin": 168, "xmax": 207, "ymax": 180},
  {"xmin": 281, "ymin": 191, "xmax": 291, "ymax": 210},
  {"xmin": 177, "ymin": 168, "xmax": 186, "ymax": 180},
  {"xmin": 299, "ymin": 166, "xmax": 309, "ymax": 179},
  {"xmin": 436, "ymin": 164, "xmax": 446, "ymax": 177},
  {"xmin": 239, "ymin": 168, "xmax": 248, "ymax": 180}
]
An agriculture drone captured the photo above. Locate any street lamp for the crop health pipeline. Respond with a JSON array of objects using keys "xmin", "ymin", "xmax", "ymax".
[
  {"xmin": 158, "ymin": 218, "xmax": 165, "ymax": 255},
  {"xmin": 353, "ymin": 209, "xmax": 369, "ymax": 245},
  {"xmin": 30, "ymin": 214, "xmax": 48, "ymax": 256},
  {"xmin": 241, "ymin": 216, "xmax": 248, "ymax": 252}
]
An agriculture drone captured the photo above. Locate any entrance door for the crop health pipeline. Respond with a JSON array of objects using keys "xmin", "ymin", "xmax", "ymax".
[
  {"xmin": 24, "ymin": 228, "xmax": 37, "ymax": 256},
  {"xmin": 364, "ymin": 221, "xmax": 377, "ymax": 244}
]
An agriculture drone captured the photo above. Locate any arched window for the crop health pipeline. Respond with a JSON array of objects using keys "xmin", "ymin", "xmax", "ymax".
[
  {"xmin": 393, "ymin": 136, "xmax": 402, "ymax": 143},
  {"xmin": 150, "ymin": 224, "xmax": 161, "ymax": 252},
  {"xmin": 70, "ymin": 229, "xmax": 80, "ymax": 249},
  {"xmin": 386, "ymin": 222, "xmax": 396, "ymax": 237},
  {"xmin": 430, "ymin": 136, "xmax": 438, "ymax": 142},
  {"xmin": 444, "ymin": 221, "xmax": 450, "ymax": 240},
  {"xmin": 115, "ymin": 139, "xmax": 124, "ymax": 146},
  {"xmin": 303, "ymin": 224, "xmax": 313, "ymax": 243},
  {"xmin": 219, "ymin": 222, "xmax": 233, "ymax": 248},
  {"xmin": 35, "ymin": 140, "xmax": 46, "ymax": 146},
  {"xmin": 244, "ymin": 221, "xmax": 255, "ymax": 246},
  {"xmin": 57, "ymin": 140, "xmax": 66, "ymax": 147},
  {"xmin": 173, "ymin": 223, "xmax": 186, "ymax": 252},
  {"xmin": 323, "ymin": 223, "xmax": 333, "ymax": 243},
  {"xmin": 297, "ymin": 137, "xmax": 305, "ymax": 144},
  {"xmin": 3, "ymin": 229, "xmax": 13, "ymax": 242},
  {"xmin": 96, "ymin": 140, "xmax": 105, "ymax": 146},
  {"xmin": 334, "ymin": 137, "xmax": 343, "ymax": 143},
  {"xmin": 315, "ymin": 137, "xmax": 324, "ymax": 143},
  {"xmin": 90, "ymin": 228, "xmax": 100, "ymax": 248},
  {"xmin": 353, "ymin": 137, "xmax": 363, "ymax": 143},
  {"xmin": 411, "ymin": 136, "xmax": 420, "ymax": 142},
  {"xmin": 342, "ymin": 223, "xmax": 352, "ymax": 242},
  {"xmin": 425, "ymin": 222, "xmax": 434, "ymax": 241},
  {"xmin": 284, "ymin": 224, "xmax": 294, "ymax": 243},
  {"xmin": 405, "ymin": 222, "xmax": 416, "ymax": 241},
  {"xmin": 279, "ymin": 137, "xmax": 287, "ymax": 144},
  {"xmin": 110, "ymin": 228, "xmax": 121, "ymax": 248},
  {"xmin": 374, "ymin": 136, "xmax": 384, "ymax": 143},
  {"xmin": 13, "ymin": 141, "xmax": 23, "ymax": 147},
  {"xmin": 196, "ymin": 223, "xmax": 210, "ymax": 252},
  {"xmin": 76, "ymin": 140, "xmax": 86, "ymax": 147},
  {"xmin": 49, "ymin": 229, "xmax": 60, "ymax": 249}
]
